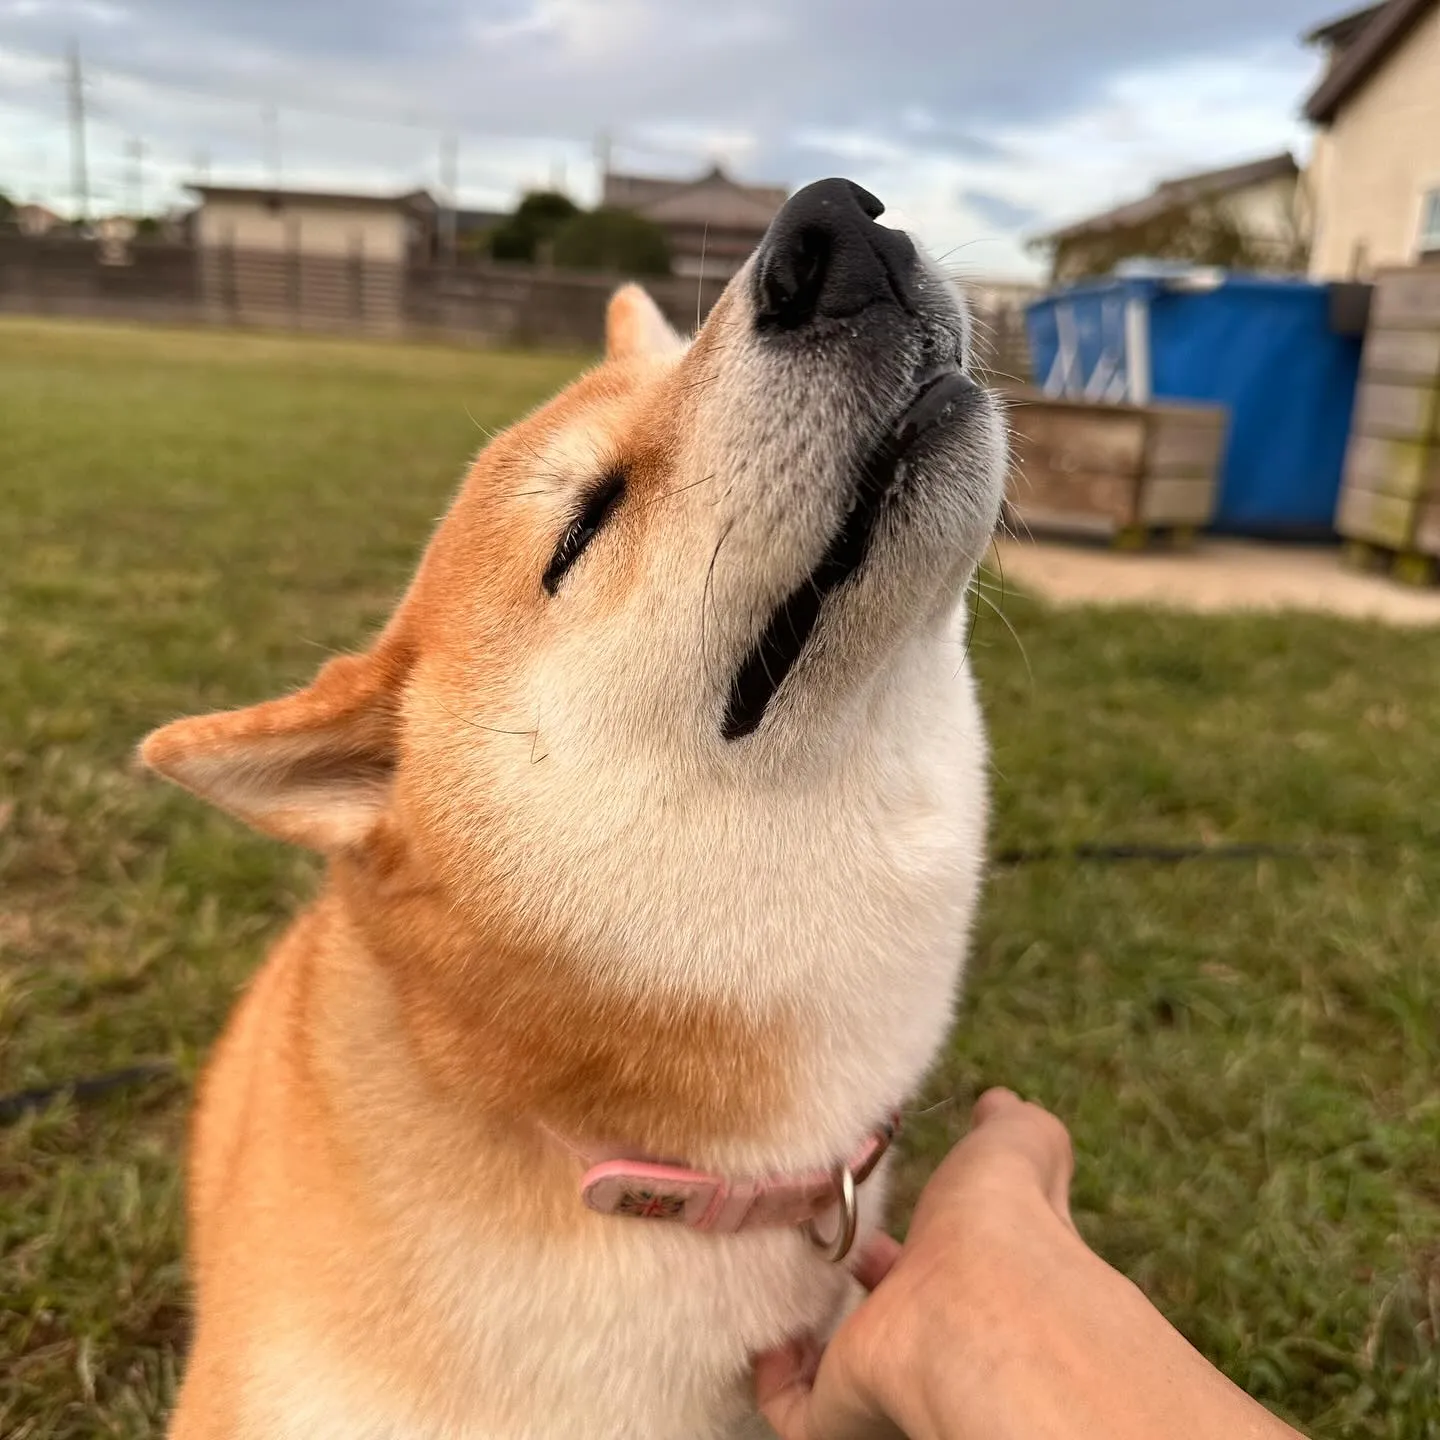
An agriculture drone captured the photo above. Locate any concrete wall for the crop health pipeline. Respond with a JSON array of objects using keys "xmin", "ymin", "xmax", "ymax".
[
  {"xmin": 1308, "ymin": 3, "xmax": 1440, "ymax": 280},
  {"xmin": 0, "ymin": 237, "xmax": 200, "ymax": 324},
  {"xmin": 195, "ymin": 197, "xmax": 412, "ymax": 262}
]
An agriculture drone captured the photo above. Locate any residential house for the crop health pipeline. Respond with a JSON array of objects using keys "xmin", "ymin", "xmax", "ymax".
[
  {"xmin": 186, "ymin": 183, "xmax": 439, "ymax": 331},
  {"xmin": 602, "ymin": 164, "xmax": 788, "ymax": 278},
  {"xmin": 187, "ymin": 183, "xmax": 439, "ymax": 263},
  {"xmin": 15, "ymin": 203, "xmax": 63, "ymax": 237},
  {"xmin": 1033, "ymin": 153, "xmax": 1308, "ymax": 283},
  {"xmin": 93, "ymin": 215, "xmax": 137, "ymax": 265},
  {"xmin": 1303, "ymin": 0, "xmax": 1440, "ymax": 278}
]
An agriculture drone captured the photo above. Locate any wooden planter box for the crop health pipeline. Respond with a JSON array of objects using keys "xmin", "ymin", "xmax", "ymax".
[
  {"xmin": 1004, "ymin": 389, "xmax": 1227, "ymax": 546},
  {"xmin": 1335, "ymin": 268, "xmax": 1440, "ymax": 582}
]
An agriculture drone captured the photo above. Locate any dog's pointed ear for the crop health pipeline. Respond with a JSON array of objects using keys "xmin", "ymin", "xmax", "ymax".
[
  {"xmin": 606, "ymin": 284, "xmax": 685, "ymax": 361},
  {"xmin": 139, "ymin": 639, "xmax": 411, "ymax": 852}
]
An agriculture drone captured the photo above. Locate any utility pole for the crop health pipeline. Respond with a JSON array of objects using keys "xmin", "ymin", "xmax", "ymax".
[
  {"xmin": 66, "ymin": 40, "xmax": 89, "ymax": 224},
  {"xmin": 594, "ymin": 130, "xmax": 612, "ymax": 197},
  {"xmin": 193, "ymin": 149, "xmax": 211, "ymax": 184},
  {"xmin": 125, "ymin": 137, "xmax": 145, "ymax": 218},
  {"xmin": 439, "ymin": 132, "xmax": 458, "ymax": 263},
  {"xmin": 263, "ymin": 104, "xmax": 281, "ymax": 187}
]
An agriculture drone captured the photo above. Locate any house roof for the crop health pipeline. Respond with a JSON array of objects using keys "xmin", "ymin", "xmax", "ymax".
[
  {"xmin": 1304, "ymin": 2, "xmax": 1386, "ymax": 46},
  {"xmin": 1304, "ymin": 0, "xmax": 1439, "ymax": 122},
  {"xmin": 453, "ymin": 207, "xmax": 506, "ymax": 233},
  {"xmin": 185, "ymin": 183, "xmax": 437, "ymax": 214},
  {"xmin": 1037, "ymin": 153, "xmax": 1298, "ymax": 245},
  {"xmin": 603, "ymin": 165, "xmax": 787, "ymax": 230}
]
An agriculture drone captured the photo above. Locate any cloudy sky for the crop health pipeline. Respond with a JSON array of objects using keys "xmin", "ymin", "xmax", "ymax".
[{"xmin": 0, "ymin": 0, "xmax": 1334, "ymax": 274}]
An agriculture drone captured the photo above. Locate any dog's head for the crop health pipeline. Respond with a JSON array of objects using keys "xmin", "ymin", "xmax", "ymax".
[{"xmin": 142, "ymin": 179, "xmax": 1006, "ymax": 919}]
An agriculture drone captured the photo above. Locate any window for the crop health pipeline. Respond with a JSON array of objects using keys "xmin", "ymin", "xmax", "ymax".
[{"xmin": 1421, "ymin": 188, "xmax": 1440, "ymax": 257}]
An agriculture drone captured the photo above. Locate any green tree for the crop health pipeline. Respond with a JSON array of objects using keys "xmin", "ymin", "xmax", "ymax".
[
  {"xmin": 551, "ymin": 207, "xmax": 671, "ymax": 276},
  {"xmin": 488, "ymin": 191, "xmax": 580, "ymax": 263},
  {"xmin": 0, "ymin": 190, "xmax": 14, "ymax": 225}
]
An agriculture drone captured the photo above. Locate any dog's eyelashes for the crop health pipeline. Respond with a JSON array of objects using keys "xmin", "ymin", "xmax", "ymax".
[{"xmin": 542, "ymin": 470, "xmax": 627, "ymax": 595}]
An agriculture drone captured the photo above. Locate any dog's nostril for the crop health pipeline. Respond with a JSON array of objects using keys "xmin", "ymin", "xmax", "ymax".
[
  {"xmin": 849, "ymin": 185, "xmax": 884, "ymax": 222},
  {"xmin": 759, "ymin": 226, "xmax": 831, "ymax": 327}
]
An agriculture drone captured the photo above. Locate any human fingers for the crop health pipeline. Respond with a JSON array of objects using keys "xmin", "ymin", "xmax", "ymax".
[
  {"xmin": 850, "ymin": 1232, "xmax": 902, "ymax": 1291},
  {"xmin": 754, "ymin": 1337, "xmax": 820, "ymax": 1440},
  {"xmin": 972, "ymin": 1088, "xmax": 1075, "ymax": 1218},
  {"xmin": 912, "ymin": 1089, "xmax": 1076, "ymax": 1233},
  {"xmin": 754, "ymin": 1333, "xmax": 905, "ymax": 1440}
]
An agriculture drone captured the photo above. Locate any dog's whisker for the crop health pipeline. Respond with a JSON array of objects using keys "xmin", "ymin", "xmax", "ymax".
[
  {"xmin": 642, "ymin": 473, "xmax": 718, "ymax": 510},
  {"xmin": 700, "ymin": 519, "xmax": 735, "ymax": 689},
  {"xmin": 434, "ymin": 697, "xmax": 539, "ymax": 742}
]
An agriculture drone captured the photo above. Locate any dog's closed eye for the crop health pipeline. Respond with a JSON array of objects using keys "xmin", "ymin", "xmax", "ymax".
[{"xmin": 542, "ymin": 470, "xmax": 627, "ymax": 595}]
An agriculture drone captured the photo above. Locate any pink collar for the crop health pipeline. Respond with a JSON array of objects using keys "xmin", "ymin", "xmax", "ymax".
[{"xmin": 569, "ymin": 1114, "xmax": 900, "ymax": 1256}]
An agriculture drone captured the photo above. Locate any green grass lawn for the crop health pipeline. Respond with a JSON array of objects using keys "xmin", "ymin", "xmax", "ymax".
[{"xmin": 2, "ymin": 317, "xmax": 1437, "ymax": 1439}]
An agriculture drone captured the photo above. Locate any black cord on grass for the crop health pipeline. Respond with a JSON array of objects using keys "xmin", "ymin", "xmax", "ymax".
[
  {"xmin": 0, "ymin": 1062, "xmax": 175, "ymax": 1125},
  {"xmin": 992, "ymin": 841, "xmax": 1336, "ymax": 868},
  {"xmin": 0, "ymin": 839, "xmax": 1338, "ymax": 1126}
]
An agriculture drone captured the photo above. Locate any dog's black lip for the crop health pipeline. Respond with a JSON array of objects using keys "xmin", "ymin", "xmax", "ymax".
[{"xmin": 721, "ymin": 367, "xmax": 980, "ymax": 742}]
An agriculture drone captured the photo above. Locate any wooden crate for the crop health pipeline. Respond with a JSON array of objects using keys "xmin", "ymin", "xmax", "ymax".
[
  {"xmin": 1334, "ymin": 267, "xmax": 1440, "ymax": 579},
  {"xmin": 1004, "ymin": 389, "xmax": 1226, "ymax": 544}
]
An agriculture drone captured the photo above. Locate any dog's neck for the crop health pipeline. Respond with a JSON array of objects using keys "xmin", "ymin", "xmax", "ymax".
[{"xmin": 318, "ymin": 827, "xmax": 798, "ymax": 1166}]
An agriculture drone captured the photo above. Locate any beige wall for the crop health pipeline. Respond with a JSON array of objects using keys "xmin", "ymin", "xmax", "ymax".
[
  {"xmin": 1308, "ymin": 2, "xmax": 1440, "ymax": 279},
  {"xmin": 1222, "ymin": 175, "xmax": 1306, "ymax": 246},
  {"xmin": 195, "ymin": 199, "xmax": 411, "ymax": 261}
]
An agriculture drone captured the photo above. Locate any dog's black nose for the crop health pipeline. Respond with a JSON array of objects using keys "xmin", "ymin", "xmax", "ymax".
[{"xmin": 754, "ymin": 178, "xmax": 917, "ymax": 330}]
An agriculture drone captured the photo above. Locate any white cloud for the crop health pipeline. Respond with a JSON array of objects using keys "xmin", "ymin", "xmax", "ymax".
[
  {"xmin": 0, "ymin": 0, "xmax": 1326, "ymax": 272},
  {"xmin": 789, "ymin": 41, "xmax": 1321, "ymax": 278}
]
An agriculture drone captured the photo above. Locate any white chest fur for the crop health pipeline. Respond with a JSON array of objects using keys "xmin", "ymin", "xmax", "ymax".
[{"xmin": 245, "ymin": 632, "xmax": 987, "ymax": 1440}]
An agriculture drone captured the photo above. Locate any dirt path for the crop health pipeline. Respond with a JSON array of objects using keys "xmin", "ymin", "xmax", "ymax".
[{"xmin": 991, "ymin": 538, "xmax": 1440, "ymax": 626}]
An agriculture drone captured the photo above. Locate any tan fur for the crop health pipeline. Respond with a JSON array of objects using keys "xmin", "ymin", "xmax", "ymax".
[{"xmin": 143, "ymin": 263, "xmax": 1006, "ymax": 1437}]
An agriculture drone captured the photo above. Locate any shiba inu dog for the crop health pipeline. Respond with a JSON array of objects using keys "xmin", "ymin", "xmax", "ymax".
[{"xmin": 141, "ymin": 178, "xmax": 1008, "ymax": 1439}]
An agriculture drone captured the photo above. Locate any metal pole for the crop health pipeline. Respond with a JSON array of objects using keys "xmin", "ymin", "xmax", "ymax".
[
  {"xmin": 263, "ymin": 105, "xmax": 281, "ymax": 187},
  {"xmin": 1124, "ymin": 294, "xmax": 1152, "ymax": 407},
  {"xmin": 66, "ymin": 40, "xmax": 89, "ymax": 224},
  {"xmin": 594, "ymin": 130, "xmax": 612, "ymax": 199},
  {"xmin": 439, "ymin": 132, "xmax": 458, "ymax": 263},
  {"xmin": 126, "ymin": 138, "xmax": 144, "ymax": 218}
]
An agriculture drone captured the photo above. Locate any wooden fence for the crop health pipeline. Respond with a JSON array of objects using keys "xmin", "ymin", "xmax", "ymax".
[{"xmin": 0, "ymin": 235, "xmax": 1034, "ymax": 381}]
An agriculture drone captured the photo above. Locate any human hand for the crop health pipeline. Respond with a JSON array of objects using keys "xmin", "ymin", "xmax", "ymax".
[
  {"xmin": 754, "ymin": 1087, "xmax": 1076, "ymax": 1440},
  {"xmin": 754, "ymin": 1089, "xmax": 1304, "ymax": 1440}
]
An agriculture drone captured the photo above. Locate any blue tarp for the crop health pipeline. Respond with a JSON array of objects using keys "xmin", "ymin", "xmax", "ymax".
[{"xmin": 1026, "ymin": 276, "xmax": 1364, "ymax": 535}]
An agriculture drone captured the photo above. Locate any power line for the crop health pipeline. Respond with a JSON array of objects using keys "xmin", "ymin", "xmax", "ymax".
[
  {"xmin": 48, "ymin": 50, "xmax": 479, "ymax": 139},
  {"xmin": 36, "ymin": 43, "xmax": 722, "ymax": 176},
  {"xmin": 27, "ymin": 45, "xmax": 724, "ymax": 218}
]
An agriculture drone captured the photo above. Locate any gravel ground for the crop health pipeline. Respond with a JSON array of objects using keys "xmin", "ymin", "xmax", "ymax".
[{"xmin": 992, "ymin": 537, "xmax": 1440, "ymax": 626}]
